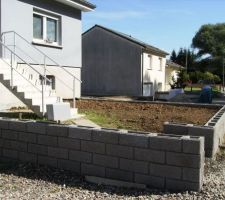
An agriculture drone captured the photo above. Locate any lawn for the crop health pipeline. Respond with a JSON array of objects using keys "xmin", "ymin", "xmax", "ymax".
[{"xmin": 77, "ymin": 99, "xmax": 218, "ymax": 133}]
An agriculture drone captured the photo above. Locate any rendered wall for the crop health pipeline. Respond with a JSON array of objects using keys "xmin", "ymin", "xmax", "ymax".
[
  {"xmin": 0, "ymin": 119, "xmax": 204, "ymax": 191},
  {"xmin": 142, "ymin": 52, "xmax": 166, "ymax": 93},
  {"xmin": 82, "ymin": 27, "xmax": 143, "ymax": 96},
  {"xmin": 1, "ymin": 0, "xmax": 82, "ymax": 68}
]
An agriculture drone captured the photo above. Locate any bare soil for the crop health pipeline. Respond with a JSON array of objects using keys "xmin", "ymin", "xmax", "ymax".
[{"xmin": 76, "ymin": 100, "xmax": 218, "ymax": 133}]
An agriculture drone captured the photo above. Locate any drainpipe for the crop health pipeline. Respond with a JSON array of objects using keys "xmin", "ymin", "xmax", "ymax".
[{"xmin": 141, "ymin": 49, "xmax": 144, "ymax": 96}]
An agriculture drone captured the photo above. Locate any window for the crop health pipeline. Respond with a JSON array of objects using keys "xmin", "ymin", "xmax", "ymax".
[
  {"xmin": 33, "ymin": 10, "xmax": 61, "ymax": 45},
  {"xmin": 159, "ymin": 58, "xmax": 163, "ymax": 71},
  {"xmin": 148, "ymin": 55, "xmax": 152, "ymax": 69}
]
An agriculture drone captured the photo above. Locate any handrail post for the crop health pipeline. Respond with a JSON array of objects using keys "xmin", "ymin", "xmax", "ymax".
[
  {"xmin": 44, "ymin": 56, "xmax": 47, "ymax": 89},
  {"xmin": 41, "ymin": 79, "xmax": 45, "ymax": 117},
  {"xmin": 10, "ymin": 52, "xmax": 13, "ymax": 89},
  {"xmin": 13, "ymin": 32, "xmax": 16, "ymax": 63},
  {"xmin": 73, "ymin": 77, "xmax": 76, "ymax": 108},
  {"xmin": 3, "ymin": 35, "xmax": 6, "ymax": 58}
]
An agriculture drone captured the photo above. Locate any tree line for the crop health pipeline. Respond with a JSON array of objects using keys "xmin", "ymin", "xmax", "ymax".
[{"xmin": 170, "ymin": 23, "xmax": 225, "ymax": 84}]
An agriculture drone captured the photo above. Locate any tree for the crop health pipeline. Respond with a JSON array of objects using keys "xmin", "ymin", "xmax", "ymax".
[
  {"xmin": 192, "ymin": 23, "xmax": 225, "ymax": 57},
  {"xmin": 170, "ymin": 50, "xmax": 177, "ymax": 62},
  {"xmin": 170, "ymin": 69, "xmax": 190, "ymax": 89},
  {"xmin": 169, "ymin": 48, "xmax": 198, "ymax": 71}
]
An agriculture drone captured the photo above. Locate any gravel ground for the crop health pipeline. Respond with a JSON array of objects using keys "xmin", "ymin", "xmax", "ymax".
[{"xmin": 0, "ymin": 150, "xmax": 224, "ymax": 200}]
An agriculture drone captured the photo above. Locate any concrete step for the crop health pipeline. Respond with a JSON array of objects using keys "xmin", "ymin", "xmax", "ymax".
[{"xmin": 31, "ymin": 96, "xmax": 60, "ymax": 106}]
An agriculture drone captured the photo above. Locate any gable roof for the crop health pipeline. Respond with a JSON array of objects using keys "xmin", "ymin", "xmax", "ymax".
[
  {"xmin": 83, "ymin": 25, "xmax": 169, "ymax": 56},
  {"xmin": 55, "ymin": 0, "xmax": 96, "ymax": 11},
  {"xmin": 166, "ymin": 60, "xmax": 184, "ymax": 69}
]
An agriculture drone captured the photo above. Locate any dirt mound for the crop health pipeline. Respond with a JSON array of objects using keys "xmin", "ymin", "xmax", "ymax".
[{"xmin": 76, "ymin": 100, "xmax": 217, "ymax": 133}]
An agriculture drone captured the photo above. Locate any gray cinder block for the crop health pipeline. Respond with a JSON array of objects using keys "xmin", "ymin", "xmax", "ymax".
[
  {"xmin": 3, "ymin": 140, "xmax": 27, "ymax": 152},
  {"xmin": 120, "ymin": 158, "xmax": 148, "ymax": 174},
  {"xmin": 0, "ymin": 120, "xmax": 9, "ymax": 129},
  {"xmin": 149, "ymin": 136, "xmax": 182, "ymax": 152},
  {"xmin": 182, "ymin": 137, "xmax": 204, "ymax": 155},
  {"xmin": 93, "ymin": 154, "xmax": 119, "ymax": 168},
  {"xmin": 150, "ymin": 164, "xmax": 182, "ymax": 179},
  {"xmin": 19, "ymin": 132, "xmax": 37, "ymax": 143},
  {"xmin": 47, "ymin": 124, "xmax": 68, "ymax": 137},
  {"xmin": 58, "ymin": 137, "xmax": 80, "ymax": 150},
  {"xmin": 37, "ymin": 135, "xmax": 57, "ymax": 147},
  {"xmin": 166, "ymin": 179, "xmax": 201, "ymax": 192},
  {"xmin": 106, "ymin": 144, "xmax": 133, "ymax": 159},
  {"xmin": 182, "ymin": 167, "xmax": 203, "ymax": 183},
  {"xmin": 28, "ymin": 144, "xmax": 48, "ymax": 155},
  {"xmin": 69, "ymin": 150, "xmax": 92, "ymax": 163},
  {"xmin": 69, "ymin": 126, "xmax": 92, "ymax": 140},
  {"xmin": 48, "ymin": 147, "xmax": 68, "ymax": 159},
  {"xmin": 92, "ymin": 129, "xmax": 119, "ymax": 144},
  {"xmin": 58, "ymin": 159, "xmax": 80, "ymax": 173},
  {"xmin": 81, "ymin": 141, "xmax": 105, "ymax": 154},
  {"xmin": 81, "ymin": 163, "xmax": 105, "ymax": 177},
  {"xmin": 166, "ymin": 152, "xmax": 202, "ymax": 168},
  {"xmin": 3, "ymin": 149, "xmax": 18, "ymax": 159},
  {"xmin": 38, "ymin": 155, "xmax": 57, "ymax": 168},
  {"xmin": 164, "ymin": 122, "xmax": 189, "ymax": 135},
  {"xmin": 8, "ymin": 121, "xmax": 27, "ymax": 132},
  {"xmin": 2, "ymin": 130, "xmax": 18, "ymax": 140},
  {"xmin": 105, "ymin": 168, "xmax": 133, "ymax": 182},
  {"xmin": 27, "ymin": 122, "xmax": 46, "ymax": 134},
  {"xmin": 19, "ymin": 152, "xmax": 37, "ymax": 164},
  {"xmin": 134, "ymin": 174, "xmax": 165, "ymax": 189},
  {"xmin": 119, "ymin": 132, "xmax": 148, "ymax": 148},
  {"xmin": 134, "ymin": 148, "xmax": 165, "ymax": 164}
]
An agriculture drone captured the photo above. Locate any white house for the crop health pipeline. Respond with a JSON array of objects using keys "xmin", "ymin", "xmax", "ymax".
[
  {"xmin": 165, "ymin": 60, "xmax": 184, "ymax": 91},
  {"xmin": 82, "ymin": 25, "xmax": 169, "ymax": 97},
  {"xmin": 0, "ymin": 0, "xmax": 95, "ymax": 116}
]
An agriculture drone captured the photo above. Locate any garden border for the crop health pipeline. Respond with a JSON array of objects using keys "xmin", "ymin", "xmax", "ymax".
[
  {"xmin": 0, "ymin": 118, "xmax": 204, "ymax": 191},
  {"xmin": 164, "ymin": 105, "xmax": 225, "ymax": 157}
]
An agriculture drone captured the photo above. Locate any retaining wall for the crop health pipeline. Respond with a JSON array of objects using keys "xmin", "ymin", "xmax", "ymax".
[
  {"xmin": 0, "ymin": 118, "xmax": 204, "ymax": 191},
  {"xmin": 164, "ymin": 106, "xmax": 225, "ymax": 158}
]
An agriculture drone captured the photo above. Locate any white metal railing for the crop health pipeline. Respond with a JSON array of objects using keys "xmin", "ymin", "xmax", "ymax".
[
  {"xmin": 0, "ymin": 39, "xmax": 52, "ymax": 116},
  {"xmin": 1, "ymin": 31, "xmax": 82, "ymax": 110}
]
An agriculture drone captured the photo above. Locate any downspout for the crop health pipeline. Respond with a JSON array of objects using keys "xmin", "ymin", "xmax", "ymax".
[{"xmin": 141, "ymin": 48, "xmax": 144, "ymax": 96}]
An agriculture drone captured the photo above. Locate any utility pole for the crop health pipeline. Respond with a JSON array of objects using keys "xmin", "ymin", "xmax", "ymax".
[
  {"xmin": 223, "ymin": 56, "xmax": 225, "ymax": 92},
  {"xmin": 185, "ymin": 48, "xmax": 188, "ymax": 73}
]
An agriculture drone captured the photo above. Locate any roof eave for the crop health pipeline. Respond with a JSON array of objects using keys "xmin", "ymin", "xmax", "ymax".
[
  {"xmin": 143, "ymin": 48, "xmax": 169, "ymax": 57},
  {"xmin": 55, "ymin": 0, "xmax": 95, "ymax": 12}
]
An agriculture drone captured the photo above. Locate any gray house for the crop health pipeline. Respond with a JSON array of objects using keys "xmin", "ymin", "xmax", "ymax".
[
  {"xmin": 82, "ymin": 25, "xmax": 169, "ymax": 97},
  {"xmin": 0, "ymin": 0, "xmax": 95, "ymax": 115}
]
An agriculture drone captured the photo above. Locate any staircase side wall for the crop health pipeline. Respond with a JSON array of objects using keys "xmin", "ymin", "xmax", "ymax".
[{"xmin": 0, "ymin": 83, "xmax": 25, "ymax": 111}]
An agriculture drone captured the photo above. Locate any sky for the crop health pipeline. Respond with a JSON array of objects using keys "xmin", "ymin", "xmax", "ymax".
[{"xmin": 82, "ymin": 0, "xmax": 225, "ymax": 55}]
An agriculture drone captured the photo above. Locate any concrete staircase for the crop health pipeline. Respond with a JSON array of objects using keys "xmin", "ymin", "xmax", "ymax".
[{"xmin": 0, "ymin": 58, "xmax": 61, "ymax": 116}]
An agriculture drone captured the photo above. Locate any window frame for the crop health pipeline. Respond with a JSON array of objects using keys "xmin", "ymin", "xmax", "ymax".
[
  {"xmin": 148, "ymin": 54, "xmax": 153, "ymax": 70},
  {"xmin": 33, "ymin": 10, "xmax": 61, "ymax": 46},
  {"xmin": 159, "ymin": 57, "xmax": 163, "ymax": 71}
]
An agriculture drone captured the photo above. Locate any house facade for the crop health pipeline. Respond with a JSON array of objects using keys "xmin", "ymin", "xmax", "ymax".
[
  {"xmin": 0, "ymin": 0, "xmax": 95, "ymax": 113},
  {"xmin": 165, "ymin": 60, "xmax": 184, "ymax": 91},
  {"xmin": 82, "ymin": 25, "xmax": 169, "ymax": 97}
]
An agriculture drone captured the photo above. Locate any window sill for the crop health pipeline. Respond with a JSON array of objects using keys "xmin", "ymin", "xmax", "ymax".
[{"xmin": 32, "ymin": 41, "xmax": 63, "ymax": 49}]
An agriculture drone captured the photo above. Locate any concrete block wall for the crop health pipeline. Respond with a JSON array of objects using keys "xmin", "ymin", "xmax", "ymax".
[
  {"xmin": 0, "ymin": 118, "xmax": 204, "ymax": 191},
  {"xmin": 164, "ymin": 106, "xmax": 225, "ymax": 158}
]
